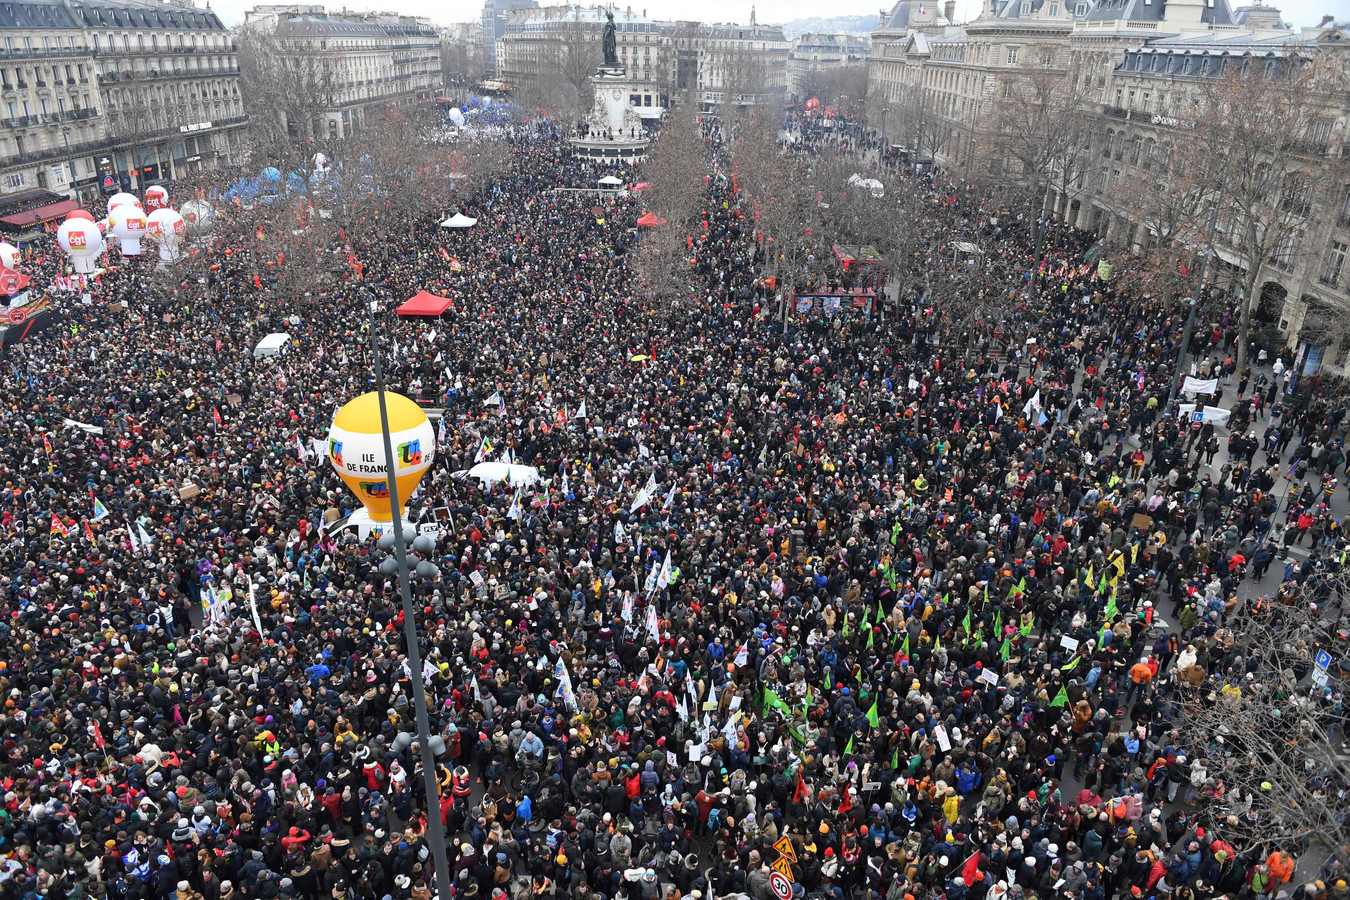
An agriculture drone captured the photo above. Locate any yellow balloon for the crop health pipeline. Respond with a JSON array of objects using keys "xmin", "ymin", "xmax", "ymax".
[{"xmin": 327, "ymin": 392, "xmax": 436, "ymax": 521}]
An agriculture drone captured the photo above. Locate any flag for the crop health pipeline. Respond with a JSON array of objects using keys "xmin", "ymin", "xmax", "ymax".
[
  {"xmin": 644, "ymin": 559, "xmax": 659, "ymax": 594},
  {"xmin": 621, "ymin": 592, "xmax": 635, "ymax": 622},
  {"xmin": 50, "ymin": 514, "xmax": 68, "ymax": 537},
  {"xmin": 614, "ymin": 520, "xmax": 626, "ymax": 544},
  {"xmin": 844, "ymin": 735, "xmax": 854, "ymax": 756},
  {"xmin": 759, "ymin": 444, "xmax": 767, "ymax": 465},
  {"xmin": 137, "ymin": 521, "xmax": 154, "ymax": 550},
  {"xmin": 293, "ymin": 433, "xmax": 308, "ymax": 460},
  {"xmin": 125, "ymin": 518, "xmax": 140, "ymax": 555},
  {"xmin": 483, "ymin": 391, "xmax": 502, "ymax": 407},
  {"xmin": 1061, "ymin": 656, "xmax": 1081, "ymax": 672},
  {"xmin": 83, "ymin": 520, "xmax": 95, "ymax": 544},
  {"xmin": 212, "ymin": 407, "xmax": 222, "ymax": 427},
  {"xmin": 1000, "ymin": 637, "xmax": 1012, "ymax": 660},
  {"xmin": 92, "ymin": 722, "xmax": 105, "ymax": 750},
  {"xmin": 662, "ymin": 482, "xmax": 677, "ymax": 510},
  {"xmin": 962, "ymin": 852, "xmax": 982, "ymax": 889},
  {"xmin": 1009, "ymin": 577, "xmax": 1027, "ymax": 598},
  {"xmin": 866, "ymin": 700, "xmax": 880, "ymax": 728},
  {"xmin": 574, "ymin": 399, "xmax": 587, "ymax": 419},
  {"xmin": 1023, "ymin": 390, "xmax": 1041, "ymax": 419},
  {"xmin": 646, "ymin": 604, "xmax": 661, "ymax": 643},
  {"xmin": 631, "ymin": 473, "xmax": 658, "ymax": 513},
  {"xmin": 901, "ymin": 633, "xmax": 910, "ymax": 655},
  {"xmin": 657, "ymin": 551, "xmax": 673, "ymax": 589},
  {"xmin": 475, "ymin": 436, "xmax": 492, "ymax": 463},
  {"xmin": 42, "ymin": 433, "xmax": 53, "ymax": 455},
  {"xmin": 506, "ymin": 489, "xmax": 523, "ymax": 520},
  {"xmin": 867, "ymin": 626, "xmax": 875, "ymax": 649},
  {"xmin": 92, "ymin": 496, "xmax": 110, "ymax": 521},
  {"xmin": 1050, "ymin": 687, "xmax": 1069, "ymax": 707}
]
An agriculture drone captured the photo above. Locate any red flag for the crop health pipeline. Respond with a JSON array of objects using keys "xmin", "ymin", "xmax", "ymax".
[
  {"xmin": 962, "ymin": 851, "xmax": 982, "ymax": 887},
  {"xmin": 50, "ymin": 514, "xmax": 68, "ymax": 537},
  {"xmin": 212, "ymin": 407, "xmax": 222, "ymax": 427},
  {"xmin": 84, "ymin": 520, "xmax": 95, "ymax": 544},
  {"xmin": 792, "ymin": 772, "xmax": 807, "ymax": 804},
  {"xmin": 93, "ymin": 722, "xmax": 105, "ymax": 749}
]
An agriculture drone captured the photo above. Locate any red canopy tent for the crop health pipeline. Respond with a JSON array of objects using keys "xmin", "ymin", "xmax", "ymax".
[
  {"xmin": 636, "ymin": 213, "xmax": 667, "ymax": 227},
  {"xmin": 397, "ymin": 290, "xmax": 453, "ymax": 316}
]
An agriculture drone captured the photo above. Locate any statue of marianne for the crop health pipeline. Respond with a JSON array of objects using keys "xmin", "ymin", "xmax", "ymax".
[{"xmin": 602, "ymin": 10, "xmax": 619, "ymax": 67}]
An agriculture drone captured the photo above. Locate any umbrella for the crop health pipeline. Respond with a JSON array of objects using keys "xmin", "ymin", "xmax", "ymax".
[
  {"xmin": 629, "ymin": 354, "xmax": 648, "ymax": 361},
  {"xmin": 458, "ymin": 463, "xmax": 542, "ymax": 487}
]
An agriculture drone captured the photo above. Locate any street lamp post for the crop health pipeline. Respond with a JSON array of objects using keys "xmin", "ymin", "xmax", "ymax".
[
  {"xmin": 59, "ymin": 124, "xmax": 75, "ymax": 200},
  {"xmin": 363, "ymin": 293, "xmax": 452, "ymax": 897}
]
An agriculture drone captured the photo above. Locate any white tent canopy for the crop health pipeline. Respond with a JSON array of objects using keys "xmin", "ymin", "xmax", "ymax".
[
  {"xmin": 439, "ymin": 213, "xmax": 478, "ymax": 229},
  {"xmin": 597, "ymin": 176, "xmax": 623, "ymax": 186},
  {"xmin": 253, "ymin": 332, "xmax": 291, "ymax": 358},
  {"xmin": 455, "ymin": 462, "xmax": 542, "ymax": 487},
  {"xmin": 847, "ymin": 174, "xmax": 885, "ymax": 197}
]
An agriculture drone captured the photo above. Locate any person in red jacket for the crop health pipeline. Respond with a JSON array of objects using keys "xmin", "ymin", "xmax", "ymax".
[{"xmin": 280, "ymin": 826, "xmax": 310, "ymax": 853}]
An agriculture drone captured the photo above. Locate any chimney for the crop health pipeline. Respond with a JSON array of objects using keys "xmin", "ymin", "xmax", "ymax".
[{"xmin": 943, "ymin": 0, "xmax": 956, "ymax": 19}]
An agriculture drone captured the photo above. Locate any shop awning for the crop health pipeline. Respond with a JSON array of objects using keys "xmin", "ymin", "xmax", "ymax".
[
  {"xmin": 397, "ymin": 290, "xmax": 453, "ymax": 317},
  {"xmin": 0, "ymin": 199, "xmax": 79, "ymax": 228}
]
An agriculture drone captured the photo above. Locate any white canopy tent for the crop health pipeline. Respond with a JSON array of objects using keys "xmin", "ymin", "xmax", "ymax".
[
  {"xmin": 597, "ymin": 176, "xmax": 624, "ymax": 186},
  {"xmin": 847, "ymin": 174, "xmax": 885, "ymax": 198},
  {"xmin": 253, "ymin": 333, "xmax": 291, "ymax": 358},
  {"xmin": 439, "ymin": 213, "xmax": 478, "ymax": 229}
]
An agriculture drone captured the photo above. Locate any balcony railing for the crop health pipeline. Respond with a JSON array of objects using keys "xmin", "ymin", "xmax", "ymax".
[{"xmin": 0, "ymin": 46, "xmax": 90, "ymax": 60}]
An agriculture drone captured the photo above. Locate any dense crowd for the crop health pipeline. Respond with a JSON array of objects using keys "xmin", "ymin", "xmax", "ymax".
[{"xmin": 0, "ymin": 115, "xmax": 1345, "ymax": 900}]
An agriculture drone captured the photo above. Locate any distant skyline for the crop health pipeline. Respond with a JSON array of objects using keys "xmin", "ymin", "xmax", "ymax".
[{"xmin": 209, "ymin": 0, "xmax": 1334, "ymax": 31}]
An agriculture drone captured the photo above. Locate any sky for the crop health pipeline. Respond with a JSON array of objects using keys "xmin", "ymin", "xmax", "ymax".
[{"xmin": 210, "ymin": 0, "xmax": 1335, "ymax": 31}]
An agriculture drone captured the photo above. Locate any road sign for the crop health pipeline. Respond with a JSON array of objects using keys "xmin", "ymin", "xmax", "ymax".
[
  {"xmin": 773, "ymin": 836, "xmax": 797, "ymax": 864},
  {"xmin": 1315, "ymin": 648, "xmax": 1332, "ymax": 671},
  {"xmin": 770, "ymin": 856, "xmax": 795, "ymax": 879},
  {"xmin": 769, "ymin": 870, "xmax": 793, "ymax": 900},
  {"xmin": 1312, "ymin": 668, "xmax": 1329, "ymax": 687}
]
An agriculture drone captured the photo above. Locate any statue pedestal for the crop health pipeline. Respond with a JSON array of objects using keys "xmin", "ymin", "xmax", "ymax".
[{"xmin": 571, "ymin": 66, "xmax": 650, "ymax": 162}]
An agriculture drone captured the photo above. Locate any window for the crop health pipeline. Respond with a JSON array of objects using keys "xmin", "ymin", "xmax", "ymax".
[
  {"xmin": 1048, "ymin": 2, "xmax": 1058, "ymax": 12},
  {"xmin": 1007, "ymin": 46, "xmax": 1019, "ymax": 64},
  {"xmin": 1322, "ymin": 241, "xmax": 1347, "ymax": 287},
  {"xmin": 1042, "ymin": 49, "xmax": 1053, "ymax": 67},
  {"xmin": 6, "ymin": 173, "xmax": 23, "ymax": 188}
]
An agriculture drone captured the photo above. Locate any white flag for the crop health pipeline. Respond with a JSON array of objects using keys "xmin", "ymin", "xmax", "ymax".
[
  {"xmin": 656, "ymin": 551, "xmax": 673, "ymax": 590},
  {"xmin": 1023, "ymin": 390, "xmax": 1041, "ymax": 420},
  {"xmin": 483, "ymin": 391, "xmax": 502, "ymax": 407},
  {"xmin": 644, "ymin": 559, "xmax": 659, "ymax": 594},
  {"xmin": 507, "ymin": 489, "xmax": 523, "ymax": 520},
  {"xmin": 662, "ymin": 483, "xmax": 677, "ymax": 510},
  {"xmin": 137, "ymin": 522, "xmax": 154, "ymax": 550},
  {"xmin": 125, "ymin": 518, "xmax": 140, "ymax": 555},
  {"xmin": 733, "ymin": 642, "xmax": 749, "ymax": 666},
  {"xmin": 630, "ymin": 473, "xmax": 658, "ymax": 513},
  {"xmin": 574, "ymin": 399, "xmax": 587, "ymax": 419},
  {"xmin": 614, "ymin": 520, "xmax": 626, "ymax": 544},
  {"xmin": 646, "ymin": 604, "xmax": 661, "ymax": 643},
  {"xmin": 561, "ymin": 471, "xmax": 570, "ymax": 497},
  {"xmin": 475, "ymin": 436, "xmax": 491, "ymax": 463},
  {"xmin": 621, "ymin": 591, "xmax": 635, "ymax": 623},
  {"xmin": 293, "ymin": 433, "xmax": 308, "ymax": 460}
]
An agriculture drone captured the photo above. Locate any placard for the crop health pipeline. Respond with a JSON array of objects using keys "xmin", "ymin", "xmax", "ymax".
[
  {"xmin": 1060, "ymin": 635, "xmax": 1080, "ymax": 652},
  {"xmin": 702, "ymin": 701, "xmax": 718, "ymax": 711},
  {"xmin": 863, "ymin": 781, "xmax": 882, "ymax": 792},
  {"xmin": 979, "ymin": 668, "xmax": 999, "ymax": 686},
  {"xmin": 468, "ymin": 570, "xmax": 484, "ymax": 587},
  {"xmin": 933, "ymin": 724, "xmax": 951, "ymax": 752},
  {"xmin": 1130, "ymin": 513, "xmax": 1152, "ymax": 531},
  {"xmin": 667, "ymin": 750, "xmax": 678, "ymax": 768}
]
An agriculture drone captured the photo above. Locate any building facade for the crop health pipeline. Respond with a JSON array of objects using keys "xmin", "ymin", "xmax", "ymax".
[
  {"xmin": 866, "ymin": 0, "xmax": 1350, "ymax": 363},
  {"xmin": 481, "ymin": 0, "xmax": 538, "ymax": 78},
  {"xmin": 0, "ymin": 0, "xmax": 245, "ymax": 205},
  {"xmin": 787, "ymin": 32, "xmax": 870, "ymax": 102},
  {"xmin": 263, "ymin": 11, "xmax": 441, "ymax": 139}
]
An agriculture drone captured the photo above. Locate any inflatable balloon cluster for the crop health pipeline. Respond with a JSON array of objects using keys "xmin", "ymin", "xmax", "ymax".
[{"xmin": 56, "ymin": 185, "xmax": 196, "ymax": 272}]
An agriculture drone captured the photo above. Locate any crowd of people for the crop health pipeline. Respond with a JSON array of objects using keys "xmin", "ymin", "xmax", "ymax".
[{"xmin": 0, "ymin": 110, "xmax": 1345, "ymax": 900}]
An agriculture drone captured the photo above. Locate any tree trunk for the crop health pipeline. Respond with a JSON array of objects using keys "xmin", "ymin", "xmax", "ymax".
[{"xmin": 1234, "ymin": 270, "xmax": 1260, "ymax": 373}]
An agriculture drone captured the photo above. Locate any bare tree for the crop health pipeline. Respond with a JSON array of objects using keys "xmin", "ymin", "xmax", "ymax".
[
  {"xmin": 1170, "ymin": 598, "xmax": 1348, "ymax": 869},
  {"xmin": 236, "ymin": 26, "xmax": 335, "ymax": 157},
  {"xmin": 633, "ymin": 92, "xmax": 708, "ymax": 304},
  {"xmin": 1164, "ymin": 50, "xmax": 1349, "ymax": 370}
]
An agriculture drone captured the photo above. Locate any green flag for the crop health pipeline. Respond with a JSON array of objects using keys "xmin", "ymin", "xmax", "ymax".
[
  {"xmin": 1097, "ymin": 572, "xmax": 1109, "ymax": 593},
  {"xmin": 933, "ymin": 634, "xmax": 942, "ymax": 655},
  {"xmin": 962, "ymin": 608, "xmax": 972, "ymax": 635},
  {"xmin": 844, "ymin": 735, "xmax": 854, "ymax": 756},
  {"xmin": 866, "ymin": 628, "xmax": 875, "ymax": 650},
  {"xmin": 1000, "ymin": 637, "xmax": 1012, "ymax": 660},
  {"xmin": 842, "ymin": 614, "xmax": 850, "ymax": 639},
  {"xmin": 1050, "ymin": 687, "xmax": 1069, "ymax": 707},
  {"xmin": 891, "ymin": 745, "xmax": 901, "ymax": 769},
  {"xmin": 862, "ymin": 606, "xmax": 871, "ymax": 630},
  {"xmin": 1020, "ymin": 618, "xmax": 1033, "ymax": 637},
  {"xmin": 891, "ymin": 522, "xmax": 901, "ymax": 545},
  {"xmin": 901, "ymin": 633, "xmax": 910, "ymax": 655},
  {"xmin": 1104, "ymin": 591, "xmax": 1119, "ymax": 621},
  {"xmin": 1009, "ymin": 577, "xmax": 1027, "ymax": 598},
  {"xmin": 866, "ymin": 700, "xmax": 880, "ymax": 728},
  {"xmin": 995, "ymin": 609, "xmax": 1003, "ymax": 633},
  {"xmin": 878, "ymin": 596, "xmax": 885, "ymax": 621},
  {"xmin": 1061, "ymin": 656, "xmax": 1082, "ymax": 672}
]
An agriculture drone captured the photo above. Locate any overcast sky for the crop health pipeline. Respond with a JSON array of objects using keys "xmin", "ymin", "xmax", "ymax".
[{"xmin": 212, "ymin": 0, "xmax": 1334, "ymax": 31}]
